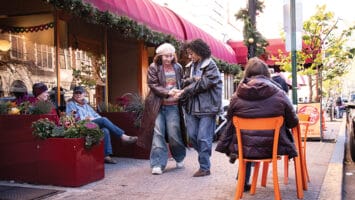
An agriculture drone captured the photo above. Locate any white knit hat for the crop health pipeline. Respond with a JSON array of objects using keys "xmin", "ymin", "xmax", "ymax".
[{"xmin": 155, "ymin": 43, "xmax": 175, "ymax": 55}]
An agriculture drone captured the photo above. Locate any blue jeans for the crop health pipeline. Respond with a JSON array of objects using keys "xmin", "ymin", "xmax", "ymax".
[
  {"xmin": 92, "ymin": 117, "xmax": 125, "ymax": 138},
  {"xmin": 150, "ymin": 105, "xmax": 186, "ymax": 169},
  {"xmin": 185, "ymin": 114, "xmax": 215, "ymax": 171},
  {"xmin": 102, "ymin": 128, "xmax": 112, "ymax": 156}
]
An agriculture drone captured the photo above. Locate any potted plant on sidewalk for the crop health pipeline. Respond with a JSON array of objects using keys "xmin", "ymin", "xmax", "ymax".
[
  {"xmin": 31, "ymin": 115, "xmax": 105, "ymax": 187},
  {"xmin": 0, "ymin": 99, "xmax": 58, "ymax": 183}
]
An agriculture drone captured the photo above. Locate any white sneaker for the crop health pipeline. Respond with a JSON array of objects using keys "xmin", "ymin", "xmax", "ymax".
[
  {"xmin": 152, "ymin": 166, "xmax": 163, "ymax": 175},
  {"xmin": 176, "ymin": 161, "xmax": 184, "ymax": 169}
]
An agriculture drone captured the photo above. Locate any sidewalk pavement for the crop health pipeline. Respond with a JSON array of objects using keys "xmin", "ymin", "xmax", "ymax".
[{"xmin": 0, "ymin": 119, "xmax": 345, "ymax": 200}]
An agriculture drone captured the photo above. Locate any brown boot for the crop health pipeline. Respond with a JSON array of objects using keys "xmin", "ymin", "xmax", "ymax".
[{"xmin": 192, "ymin": 169, "xmax": 211, "ymax": 177}]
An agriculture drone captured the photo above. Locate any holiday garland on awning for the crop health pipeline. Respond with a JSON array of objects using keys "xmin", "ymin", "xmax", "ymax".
[
  {"xmin": 0, "ymin": 22, "xmax": 54, "ymax": 33},
  {"xmin": 42, "ymin": 0, "xmax": 241, "ymax": 75}
]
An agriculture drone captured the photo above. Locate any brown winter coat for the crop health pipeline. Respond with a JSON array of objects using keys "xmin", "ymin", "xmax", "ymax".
[{"xmin": 139, "ymin": 62, "xmax": 188, "ymax": 148}]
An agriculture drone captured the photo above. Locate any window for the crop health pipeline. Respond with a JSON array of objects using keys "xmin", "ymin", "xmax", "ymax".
[
  {"xmin": 35, "ymin": 43, "xmax": 54, "ymax": 70},
  {"xmin": 9, "ymin": 34, "xmax": 26, "ymax": 60}
]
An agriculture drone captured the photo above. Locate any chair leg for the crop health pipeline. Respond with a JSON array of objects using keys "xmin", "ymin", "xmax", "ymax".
[
  {"xmin": 293, "ymin": 156, "xmax": 304, "ymax": 199},
  {"xmin": 235, "ymin": 162, "xmax": 246, "ymax": 200},
  {"xmin": 272, "ymin": 161, "xmax": 281, "ymax": 200},
  {"xmin": 284, "ymin": 155, "xmax": 289, "ymax": 184},
  {"xmin": 261, "ymin": 162, "xmax": 269, "ymax": 187},
  {"xmin": 250, "ymin": 162, "xmax": 260, "ymax": 195},
  {"xmin": 304, "ymin": 158, "xmax": 310, "ymax": 182}
]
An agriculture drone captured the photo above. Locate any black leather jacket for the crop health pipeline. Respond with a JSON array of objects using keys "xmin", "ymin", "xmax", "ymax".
[{"xmin": 180, "ymin": 58, "xmax": 222, "ymax": 116}]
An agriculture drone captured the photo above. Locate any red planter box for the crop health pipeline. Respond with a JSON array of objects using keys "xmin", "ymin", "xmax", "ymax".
[
  {"xmin": 37, "ymin": 138, "xmax": 104, "ymax": 187},
  {"xmin": 0, "ymin": 114, "xmax": 57, "ymax": 183},
  {"xmin": 100, "ymin": 112, "xmax": 151, "ymax": 159},
  {"xmin": 0, "ymin": 114, "xmax": 104, "ymax": 187}
]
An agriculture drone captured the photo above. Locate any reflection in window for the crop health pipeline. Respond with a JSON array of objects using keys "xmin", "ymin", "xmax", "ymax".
[
  {"xmin": 10, "ymin": 34, "xmax": 25, "ymax": 60},
  {"xmin": 35, "ymin": 43, "xmax": 54, "ymax": 70}
]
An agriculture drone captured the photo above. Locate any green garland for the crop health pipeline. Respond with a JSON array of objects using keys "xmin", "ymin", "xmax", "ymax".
[
  {"xmin": 214, "ymin": 58, "xmax": 242, "ymax": 75},
  {"xmin": 43, "ymin": 0, "xmax": 241, "ymax": 74},
  {"xmin": 235, "ymin": 0, "xmax": 269, "ymax": 57}
]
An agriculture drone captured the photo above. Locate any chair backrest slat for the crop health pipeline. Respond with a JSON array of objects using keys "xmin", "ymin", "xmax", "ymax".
[{"xmin": 297, "ymin": 113, "xmax": 310, "ymax": 139}]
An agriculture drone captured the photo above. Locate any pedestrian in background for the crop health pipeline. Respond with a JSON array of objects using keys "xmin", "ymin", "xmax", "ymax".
[
  {"xmin": 269, "ymin": 68, "xmax": 289, "ymax": 93},
  {"xmin": 141, "ymin": 43, "xmax": 187, "ymax": 175},
  {"xmin": 175, "ymin": 39, "xmax": 222, "ymax": 177}
]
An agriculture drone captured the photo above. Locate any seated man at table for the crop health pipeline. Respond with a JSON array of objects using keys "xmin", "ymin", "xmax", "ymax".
[
  {"xmin": 218, "ymin": 57, "xmax": 298, "ymax": 191},
  {"xmin": 66, "ymin": 86, "xmax": 138, "ymax": 164}
]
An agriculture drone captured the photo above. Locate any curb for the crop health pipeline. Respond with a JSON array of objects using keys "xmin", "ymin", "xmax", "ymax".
[{"xmin": 318, "ymin": 119, "xmax": 346, "ymax": 200}]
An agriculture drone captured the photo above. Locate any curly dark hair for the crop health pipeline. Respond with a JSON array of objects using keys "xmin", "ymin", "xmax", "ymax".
[{"xmin": 184, "ymin": 39, "xmax": 211, "ymax": 60}]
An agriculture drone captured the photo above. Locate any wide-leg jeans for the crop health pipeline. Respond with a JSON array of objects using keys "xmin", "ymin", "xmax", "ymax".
[
  {"xmin": 185, "ymin": 114, "xmax": 215, "ymax": 171},
  {"xmin": 150, "ymin": 105, "xmax": 186, "ymax": 169}
]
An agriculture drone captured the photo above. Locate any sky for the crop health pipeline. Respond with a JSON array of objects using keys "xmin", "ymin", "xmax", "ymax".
[{"xmin": 256, "ymin": 0, "xmax": 355, "ymax": 39}]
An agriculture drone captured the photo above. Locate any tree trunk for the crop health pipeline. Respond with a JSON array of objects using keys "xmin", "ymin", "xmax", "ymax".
[{"xmin": 308, "ymin": 75, "xmax": 313, "ymax": 102}]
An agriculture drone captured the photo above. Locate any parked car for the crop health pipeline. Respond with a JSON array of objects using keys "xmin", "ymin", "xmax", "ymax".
[{"xmin": 346, "ymin": 104, "xmax": 355, "ymax": 161}]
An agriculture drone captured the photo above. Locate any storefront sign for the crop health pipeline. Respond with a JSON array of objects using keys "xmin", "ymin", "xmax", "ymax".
[{"xmin": 297, "ymin": 102, "xmax": 321, "ymax": 139}]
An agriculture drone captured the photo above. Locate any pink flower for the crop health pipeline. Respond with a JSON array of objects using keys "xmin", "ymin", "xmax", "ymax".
[
  {"xmin": 116, "ymin": 96, "xmax": 129, "ymax": 107},
  {"xmin": 85, "ymin": 122, "xmax": 98, "ymax": 129}
]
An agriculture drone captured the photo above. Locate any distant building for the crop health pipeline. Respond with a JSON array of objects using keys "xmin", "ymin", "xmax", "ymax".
[{"xmin": 152, "ymin": 0, "xmax": 243, "ymax": 41}]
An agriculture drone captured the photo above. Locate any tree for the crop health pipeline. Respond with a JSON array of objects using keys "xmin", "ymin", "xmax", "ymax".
[{"xmin": 279, "ymin": 5, "xmax": 354, "ymax": 102}]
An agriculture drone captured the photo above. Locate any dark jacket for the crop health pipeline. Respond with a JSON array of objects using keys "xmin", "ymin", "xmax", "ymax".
[
  {"xmin": 180, "ymin": 58, "xmax": 222, "ymax": 116},
  {"xmin": 272, "ymin": 74, "xmax": 289, "ymax": 93},
  {"xmin": 139, "ymin": 62, "xmax": 188, "ymax": 148},
  {"xmin": 216, "ymin": 75, "xmax": 298, "ymax": 159}
]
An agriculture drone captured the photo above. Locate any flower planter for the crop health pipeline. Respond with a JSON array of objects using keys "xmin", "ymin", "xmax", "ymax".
[
  {"xmin": 100, "ymin": 112, "xmax": 151, "ymax": 159},
  {"xmin": 0, "ymin": 114, "xmax": 57, "ymax": 183},
  {"xmin": 0, "ymin": 114, "xmax": 104, "ymax": 187},
  {"xmin": 36, "ymin": 138, "xmax": 104, "ymax": 187}
]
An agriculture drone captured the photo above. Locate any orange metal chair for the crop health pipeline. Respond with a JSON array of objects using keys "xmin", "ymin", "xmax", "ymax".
[
  {"xmin": 262, "ymin": 114, "xmax": 310, "ymax": 190},
  {"xmin": 283, "ymin": 113, "xmax": 311, "ymax": 187},
  {"xmin": 232, "ymin": 116, "xmax": 284, "ymax": 200}
]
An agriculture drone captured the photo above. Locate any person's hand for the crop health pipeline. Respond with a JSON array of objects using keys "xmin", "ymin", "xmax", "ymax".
[
  {"xmin": 173, "ymin": 89, "xmax": 184, "ymax": 98},
  {"xmin": 168, "ymin": 88, "xmax": 180, "ymax": 96},
  {"xmin": 85, "ymin": 116, "xmax": 93, "ymax": 121}
]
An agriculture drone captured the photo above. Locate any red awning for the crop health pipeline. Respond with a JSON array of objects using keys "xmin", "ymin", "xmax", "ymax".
[
  {"xmin": 227, "ymin": 39, "xmax": 289, "ymax": 66},
  {"xmin": 83, "ymin": 0, "xmax": 186, "ymax": 40},
  {"xmin": 84, "ymin": 0, "xmax": 237, "ymax": 63},
  {"xmin": 227, "ymin": 40, "xmax": 248, "ymax": 66},
  {"xmin": 265, "ymin": 39, "xmax": 288, "ymax": 65},
  {"xmin": 178, "ymin": 16, "xmax": 237, "ymax": 63}
]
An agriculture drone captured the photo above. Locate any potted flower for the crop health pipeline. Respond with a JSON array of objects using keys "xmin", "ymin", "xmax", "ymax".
[
  {"xmin": 0, "ymin": 99, "xmax": 58, "ymax": 183},
  {"xmin": 31, "ymin": 115, "xmax": 105, "ymax": 187},
  {"xmin": 99, "ymin": 93, "xmax": 150, "ymax": 159}
]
